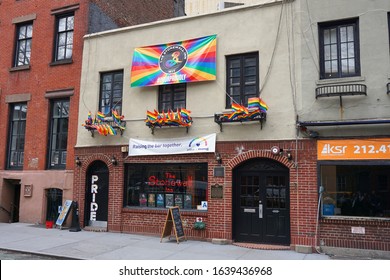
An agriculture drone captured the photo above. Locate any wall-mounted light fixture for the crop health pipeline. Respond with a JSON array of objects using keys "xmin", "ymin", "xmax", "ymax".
[
  {"xmin": 75, "ymin": 157, "xmax": 81, "ymax": 166},
  {"xmin": 286, "ymin": 150, "xmax": 293, "ymax": 161},
  {"xmin": 111, "ymin": 156, "xmax": 118, "ymax": 166},
  {"xmin": 270, "ymin": 147, "xmax": 293, "ymax": 161},
  {"xmin": 215, "ymin": 153, "xmax": 222, "ymax": 164}
]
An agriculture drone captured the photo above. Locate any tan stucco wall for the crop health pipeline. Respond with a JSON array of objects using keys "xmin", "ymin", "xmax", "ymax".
[
  {"xmin": 77, "ymin": 0, "xmax": 298, "ymax": 147},
  {"xmin": 297, "ymin": 0, "xmax": 390, "ymax": 136},
  {"xmin": 0, "ymin": 171, "xmax": 74, "ymax": 224}
]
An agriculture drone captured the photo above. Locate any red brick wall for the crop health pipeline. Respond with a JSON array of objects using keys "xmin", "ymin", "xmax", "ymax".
[
  {"xmin": 0, "ymin": 0, "xmax": 89, "ymax": 170},
  {"xmin": 319, "ymin": 218, "xmax": 390, "ymax": 251},
  {"xmin": 74, "ymin": 139, "xmax": 389, "ymax": 251},
  {"xmin": 0, "ymin": 0, "xmax": 176, "ymax": 171},
  {"xmin": 74, "ymin": 139, "xmax": 320, "ymax": 245}
]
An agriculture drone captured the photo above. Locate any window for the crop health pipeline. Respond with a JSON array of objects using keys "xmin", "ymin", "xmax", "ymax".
[
  {"xmin": 124, "ymin": 163, "xmax": 207, "ymax": 209},
  {"xmin": 158, "ymin": 83, "xmax": 186, "ymax": 111},
  {"xmin": 99, "ymin": 71, "xmax": 123, "ymax": 116},
  {"xmin": 319, "ymin": 19, "xmax": 360, "ymax": 79},
  {"xmin": 14, "ymin": 22, "xmax": 33, "ymax": 67},
  {"xmin": 226, "ymin": 52, "xmax": 259, "ymax": 108},
  {"xmin": 54, "ymin": 13, "xmax": 74, "ymax": 61},
  {"xmin": 320, "ymin": 164, "xmax": 390, "ymax": 218},
  {"xmin": 48, "ymin": 99, "xmax": 69, "ymax": 169},
  {"xmin": 7, "ymin": 103, "xmax": 27, "ymax": 169}
]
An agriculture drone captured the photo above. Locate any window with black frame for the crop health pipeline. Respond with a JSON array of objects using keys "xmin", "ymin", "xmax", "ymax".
[
  {"xmin": 7, "ymin": 103, "xmax": 27, "ymax": 169},
  {"xmin": 226, "ymin": 52, "xmax": 259, "ymax": 108},
  {"xmin": 48, "ymin": 99, "xmax": 69, "ymax": 169},
  {"xmin": 99, "ymin": 71, "xmax": 123, "ymax": 116},
  {"xmin": 320, "ymin": 164, "xmax": 390, "ymax": 218},
  {"xmin": 14, "ymin": 22, "xmax": 33, "ymax": 67},
  {"xmin": 158, "ymin": 83, "xmax": 186, "ymax": 111},
  {"xmin": 319, "ymin": 19, "xmax": 360, "ymax": 79},
  {"xmin": 124, "ymin": 163, "xmax": 207, "ymax": 210},
  {"xmin": 54, "ymin": 13, "xmax": 74, "ymax": 62}
]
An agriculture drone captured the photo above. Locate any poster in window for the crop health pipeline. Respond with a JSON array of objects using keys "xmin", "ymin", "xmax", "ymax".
[
  {"xmin": 148, "ymin": 193, "xmax": 156, "ymax": 207},
  {"xmin": 156, "ymin": 193, "xmax": 164, "ymax": 208},
  {"xmin": 175, "ymin": 194, "xmax": 183, "ymax": 208},
  {"xmin": 165, "ymin": 194, "xmax": 174, "ymax": 208},
  {"xmin": 139, "ymin": 193, "xmax": 147, "ymax": 207},
  {"xmin": 184, "ymin": 194, "xmax": 192, "ymax": 209}
]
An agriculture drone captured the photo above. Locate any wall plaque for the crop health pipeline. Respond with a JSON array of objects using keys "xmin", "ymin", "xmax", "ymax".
[
  {"xmin": 211, "ymin": 184, "xmax": 223, "ymax": 199},
  {"xmin": 24, "ymin": 185, "xmax": 33, "ymax": 197}
]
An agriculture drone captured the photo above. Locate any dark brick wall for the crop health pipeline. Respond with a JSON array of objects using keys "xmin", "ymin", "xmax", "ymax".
[{"xmin": 89, "ymin": 0, "xmax": 179, "ymax": 33}]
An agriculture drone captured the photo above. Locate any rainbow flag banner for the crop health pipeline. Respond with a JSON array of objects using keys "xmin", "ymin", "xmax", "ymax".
[
  {"xmin": 145, "ymin": 108, "xmax": 193, "ymax": 129},
  {"xmin": 82, "ymin": 110, "xmax": 126, "ymax": 136},
  {"xmin": 215, "ymin": 97, "xmax": 268, "ymax": 124},
  {"xmin": 131, "ymin": 35, "xmax": 217, "ymax": 87}
]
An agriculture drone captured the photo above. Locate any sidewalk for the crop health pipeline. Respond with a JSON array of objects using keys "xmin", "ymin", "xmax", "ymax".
[{"xmin": 0, "ymin": 223, "xmax": 330, "ymax": 260}]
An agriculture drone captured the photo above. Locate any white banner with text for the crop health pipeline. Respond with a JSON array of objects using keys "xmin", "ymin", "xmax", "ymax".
[{"xmin": 129, "ymin": 133, "xmax": 216, "ymax": 156}]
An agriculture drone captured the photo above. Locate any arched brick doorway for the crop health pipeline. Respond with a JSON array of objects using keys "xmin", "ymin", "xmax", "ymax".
[
  {"xmin": 84, "ymin": 160, "xmax": 109, "ymax": 228},
  {"xmin": 233, "ymin": 158, "xmax": 290, "ymax": 245}
]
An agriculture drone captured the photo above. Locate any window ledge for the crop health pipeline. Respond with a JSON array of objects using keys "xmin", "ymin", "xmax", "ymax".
[
  {"xmin": 316, "ymin": 76, "xmax": 366, "ymax": 86},
  {"xmin": 122, "ymin": 206, "xmax": 208, "ymax": 215},
  {"xmin": 321, "ymin": 215, "xmax": 390, "ymax": 224},
  {"xmin": 49, "ymin": 59, "xmax": 73, "ymax": 67},
  {"xmin": 9, "ymin": 65, "xmax": 31, "ymax": 72}
]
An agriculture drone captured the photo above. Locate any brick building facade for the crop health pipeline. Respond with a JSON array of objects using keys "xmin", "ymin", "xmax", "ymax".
[
  {"xmin": 74, "ymin": 0, "xmax": 390, "ymax": 257},
  {"xmin": 0, "ymin": 0, "xmax": 181, "ymax": 225}
]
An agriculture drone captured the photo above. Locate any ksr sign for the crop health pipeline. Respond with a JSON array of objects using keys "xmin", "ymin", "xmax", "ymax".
[{"xmin": 317, "ymin": 139, "xmax": 390, "ymax": 160}]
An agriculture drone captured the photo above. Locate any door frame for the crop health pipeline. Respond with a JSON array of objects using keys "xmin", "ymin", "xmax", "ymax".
[
  {"xmin": 84, "ymin": 160, "xmax": 109, "ymax": 227},
  {"xmin": 232, "ymin": 158, "xmax": 290, "ymax": 245}
]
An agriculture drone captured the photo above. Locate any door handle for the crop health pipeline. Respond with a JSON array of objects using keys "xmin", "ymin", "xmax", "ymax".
[{"xmin": 259, "ymin": 203, "xmax": 263, "ymax": 219}]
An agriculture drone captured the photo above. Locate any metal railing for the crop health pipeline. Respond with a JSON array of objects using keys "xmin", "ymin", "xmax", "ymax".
[{"xmin": 316, "ymin": 84, "xmax": 367, "ymax": 99}]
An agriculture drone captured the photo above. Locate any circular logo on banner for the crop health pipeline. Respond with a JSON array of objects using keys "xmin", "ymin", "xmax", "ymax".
[{"xmin": 159, "ymin": 45, "xmax": 188, "ymax": 74}]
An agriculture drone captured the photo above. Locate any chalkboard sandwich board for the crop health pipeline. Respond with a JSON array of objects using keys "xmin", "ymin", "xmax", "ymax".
[
  {"xmin": 160, "ymin": 206, "xmax": 186, "ymax": 244},
  {"xmin": 56, "ymin": 200, "xmax": 73, "ymax": 228}
]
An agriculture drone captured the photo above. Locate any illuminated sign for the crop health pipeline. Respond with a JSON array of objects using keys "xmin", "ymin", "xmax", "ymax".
[{"xmin": 318, "ymin": 138, "xmax": 390, "ymax": 160}]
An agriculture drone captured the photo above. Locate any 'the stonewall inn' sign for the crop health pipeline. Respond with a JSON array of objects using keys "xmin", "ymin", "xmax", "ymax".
[
  {"xmin": 130, "ymin": 35, "xmax": 217, "ymax": 87},
  {"xmin": 129, "ymin": 133, "xmax": 216, "ymax": 156}
]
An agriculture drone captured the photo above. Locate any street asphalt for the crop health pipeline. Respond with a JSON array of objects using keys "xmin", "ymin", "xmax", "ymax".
[{"xmin": 0, "ymin": 222, "xmax": 331, "ymax": 260}]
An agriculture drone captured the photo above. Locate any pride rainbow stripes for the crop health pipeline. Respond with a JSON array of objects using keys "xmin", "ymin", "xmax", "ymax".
[{"xmin": 131, "ymin": 35, "xmax": 217, "ymax": 87}]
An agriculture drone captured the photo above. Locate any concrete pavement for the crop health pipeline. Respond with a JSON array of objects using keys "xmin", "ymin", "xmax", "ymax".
[{"xmin": 0, "ymin": 223, "xmax": 330, "ymax": 260}]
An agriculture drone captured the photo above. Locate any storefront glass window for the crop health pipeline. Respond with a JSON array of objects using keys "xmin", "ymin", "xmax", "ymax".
[
  {"xmin": 124, "ymin": 163, "xmax": 207, "ymax": 210},
  {"xmin": 320, "ymin": 164, "xmax": 390, "ymax": 218}
]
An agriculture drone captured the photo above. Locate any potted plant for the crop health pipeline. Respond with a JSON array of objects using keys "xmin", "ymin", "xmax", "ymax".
[{"xmin": 193, "ymin": 221, "xmax": 206, "ymax": 230}]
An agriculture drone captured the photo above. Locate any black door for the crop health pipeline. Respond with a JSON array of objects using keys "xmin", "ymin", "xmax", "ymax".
[
  {"xmin": 11, "ymin": 184, "xmax": 20, "ymax": 223},
  {"xmin": 233, "ymin": 159, "xmax": 290, "ymax": 245},
  {"xmin": 85, "ymin": 161, "xmax": 109, "ymax": 227}
]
